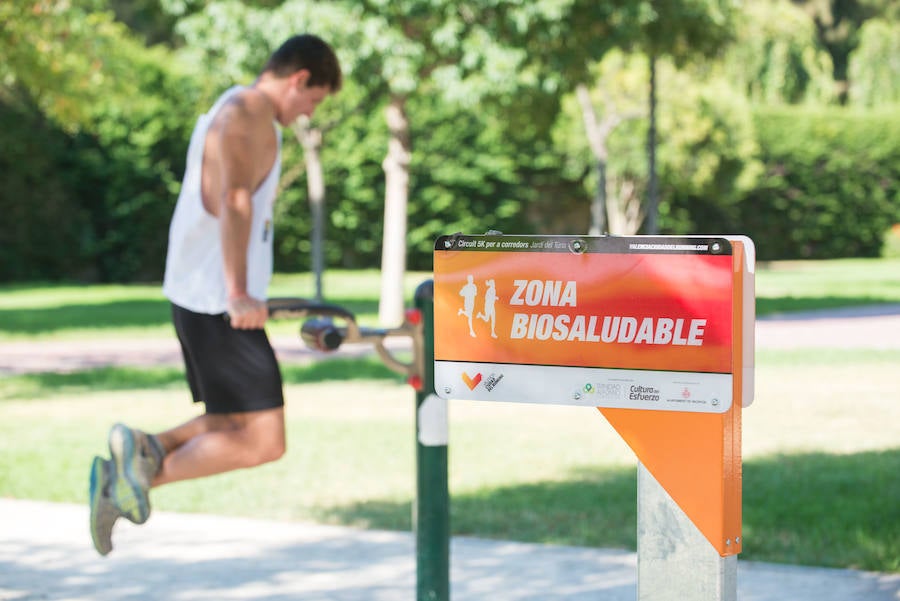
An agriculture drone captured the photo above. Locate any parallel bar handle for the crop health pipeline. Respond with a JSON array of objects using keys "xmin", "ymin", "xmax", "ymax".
[{"xmin": 266, "ymin": 297, "xmax": 357, "ymax": 322}]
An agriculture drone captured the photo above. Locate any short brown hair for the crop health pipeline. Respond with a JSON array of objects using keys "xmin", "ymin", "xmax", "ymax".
[{"xmin": 263, "ymin": 34, "xmax": 342, "ymax": 92}]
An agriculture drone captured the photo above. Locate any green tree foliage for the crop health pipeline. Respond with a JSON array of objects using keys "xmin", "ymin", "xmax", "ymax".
[
  {"xmin": 274, "ymin": 81, "xmax": 391, "ymax": 271},
  {"xmin": 0, "ymin": 0, "xmax": 200, "ymax": 281},
  {"xmin": 3, "ymin": 0, "xmax": 899, "ymax": 283},
  {"xmin": 655, "ymin": 75, "xmax": 763, "ymax": 235},
  {"xmin": 553, "ymin": 52, "xmax": 762, "ymax": 235},
  {"xmin": 170, "ymin": 0, "xmax": 539, "ymax": 277},
  {"xmin": 635, "ymin": 0, "xmax": 740, "ymax": 60},
  {"xmin": 165, "ymin": 0, "xmax": 388, "ymax": 272},
  {"xmin": 75, "ymin": 44, "xmax": 201, "ymax": 281},
  {"xmin": 493, "ymin": 0, "xmax": 742, "ymax": 233},
  {"xmin": 848, "ymin": 18, "xmax": 900, "ymax": 106},
  {"xmin": 790, "ymin": 0, "xmax": 899, "ymax": 102},
  {"xmin": 0, "ymin": 0, "xmax": 136, "ymax": 129},
  {"xmin": 277, "ymin": 84, "xmax": 535, "ymax": 271},
  {"xmin": 388, "ymin": 90, "xmax": 534, "ymax": 268},
  {"xmin": 0, "ymin": 102, "xmax": 93, "ymax": 280},
  {"xmin": 479, "ymin": 0, "xmax": 738, "ymax": 93},
  {"xmin": 108, "ymin": 0, "xmax": 181, "ymax": 46},
  {"xmin": 722, "ymin": 0, "xmax": 835, "ymax": 105}
]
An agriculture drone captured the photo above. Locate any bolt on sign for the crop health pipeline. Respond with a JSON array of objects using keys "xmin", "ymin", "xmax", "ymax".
[
  {"xmin": 434, "ymin": 234, "xmax": 755, "ymax": 557},
  {"xmin": 433, "ymin": 234, "xmax": 754, "ymax": 413}
]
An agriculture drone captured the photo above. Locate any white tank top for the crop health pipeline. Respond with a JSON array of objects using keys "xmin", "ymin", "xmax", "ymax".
[{"xmin": 163, "ymin": 86, "xmax": 282, "ymax": 314}]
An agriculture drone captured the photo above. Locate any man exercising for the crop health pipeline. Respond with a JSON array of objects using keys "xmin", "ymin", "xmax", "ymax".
[{"xmin": 89, "ymin": 34, "xmax": 342, "ymax": 556}]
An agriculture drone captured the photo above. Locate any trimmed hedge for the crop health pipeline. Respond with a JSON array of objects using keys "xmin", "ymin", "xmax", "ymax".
[
  {"xmin": 0, "ymin": 100, "xmax": 93, "ymax": 281},
  {"xmin": 737, "ymin": 106, "xmax": 900, "ymax": 260},
  {"xmin": 3, "ymin": 98, "xmax": 898, "ymax": 282}
]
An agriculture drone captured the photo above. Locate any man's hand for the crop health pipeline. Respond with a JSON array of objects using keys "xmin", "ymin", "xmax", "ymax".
[{"xmin": 227, "ymin": 294, "xmax": 268, "ymax": 329}]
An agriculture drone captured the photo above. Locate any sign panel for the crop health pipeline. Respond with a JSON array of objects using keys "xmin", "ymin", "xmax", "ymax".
[{"xmin": 434, "ymin": 234, "xmax": 736, "ymax": 413}]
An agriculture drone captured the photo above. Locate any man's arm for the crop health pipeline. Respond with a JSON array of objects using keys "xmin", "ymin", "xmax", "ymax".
[{"xmin": 216, "ymin": 94, "xmax": 271, "ymax": 329}]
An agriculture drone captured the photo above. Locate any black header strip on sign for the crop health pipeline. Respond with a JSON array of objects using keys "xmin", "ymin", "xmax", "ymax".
[{"xmin": 434, "ymin": 234, "xmax": 733, "ymax": 256}]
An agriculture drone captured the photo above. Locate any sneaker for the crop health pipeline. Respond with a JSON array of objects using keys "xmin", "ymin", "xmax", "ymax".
[
  {"xmin": 108, "ymin": 423, "xmax": 161, "ymax": 525},
  {"xmin": 89, "ymin": 456, "xmax": 120, "ymax": 556}
]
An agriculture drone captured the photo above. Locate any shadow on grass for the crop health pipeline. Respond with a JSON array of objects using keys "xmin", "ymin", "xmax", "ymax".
[
  {"xmin": 5, "ymin": 295, "xmax": 894, "ymax": 334},
  {"xmin": 756, "ymin": 295, "xmax": 899, "ymax": 317},
  {"xmin": 0, "ymin": 358, "xmax": 399, "ymax": 401},
  {"xmin": 0, "ymin": 300, "xmax": 171, "ymax": 336},
  {"xmin": 316, "ymin": 449, "xmax": 900, "ymax": 572},
  {"xmin": 0, "ymin": 297, "xmax": 385, "ymax": 337},
  {"xmin": 742, "ymin": 449, "xmax": 900, "ymax": 571}
]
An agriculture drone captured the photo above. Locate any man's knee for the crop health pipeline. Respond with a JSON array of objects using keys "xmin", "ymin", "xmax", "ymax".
[
  {"xmin": 233, "ymin": 438, "xmax": 284, "ymax": 468},
  {"xmin": 257, "ymin": 437, "xmax": 286, "ymax": 465},
  {"xmin": 242, "ymin": 425, "xmax": 286, "ymax": 467},
  {"xmin": 225, "ymin": 407, "xmax": 285, "ymax": 467}
]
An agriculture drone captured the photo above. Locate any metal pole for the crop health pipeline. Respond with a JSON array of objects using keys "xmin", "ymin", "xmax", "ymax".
[
  {"xmin": 295, "ymin": 121, "xmax": 326, "ymax": 302},
  {"xmin": 637, "ymin": 463, "xmax": 737, "ymax": 601},
  {"xmin": 413, "ymin": 280, "xmax": 450, "ymax": 601},
  {"xmin": 591, "ymin": 161, "xmax": 608, "ymax": 236},
  {"xmin": 645, "ymin": 53, "xmax": 659, "ymax": 235},
  {"xmin": 310, "ymin": 188, "xmax": 324, "ymax": 303}
]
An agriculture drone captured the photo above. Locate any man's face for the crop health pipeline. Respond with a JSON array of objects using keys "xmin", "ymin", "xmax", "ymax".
[{"xmin": 282, "ymin": 72, "xmax": 331, "ymax": 125}]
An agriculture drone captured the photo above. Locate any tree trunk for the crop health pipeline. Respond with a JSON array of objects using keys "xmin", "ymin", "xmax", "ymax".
[
  {"xmin": 379, "ymin": 95, "xmax": 412, "ymax": 326},
  {"xmin": 606, "ymin": 176, "xmax": 643, "ymax": 235},
  {"xmin": 576, "ymin": 84, "xmax": 608, "ymax": 235},
  {"xmin": 576, "ymin": 82, "xmax": 643, "ymax": 235}
]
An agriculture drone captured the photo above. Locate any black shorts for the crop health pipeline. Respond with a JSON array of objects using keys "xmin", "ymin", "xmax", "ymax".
[{"xmin": 171, "ymin": 303, "xmax": 284, "ymax": 415}]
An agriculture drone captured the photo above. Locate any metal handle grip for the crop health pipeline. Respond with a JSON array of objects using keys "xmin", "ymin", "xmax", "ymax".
[{"xmin": 266, "ymin": 297, "xmax": 357, "ymax": 322}]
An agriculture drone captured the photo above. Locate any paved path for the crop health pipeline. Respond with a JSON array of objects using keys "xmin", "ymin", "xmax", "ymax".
[
  {"xmin": 2, "ymin": 304, "xmax": 899, "ymax": 375},
  {"xmin": 754, "ymin": 303, "xmax": 900, "ymax": 350},
  {"xmin": 0, "ymin": 336, "xmax": 407, "ymax": 375},
  {"xmin": 1, "ymin": 499, "xmax": 898, "ymax": 601}
]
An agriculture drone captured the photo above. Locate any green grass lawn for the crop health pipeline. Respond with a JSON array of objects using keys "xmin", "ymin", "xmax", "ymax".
[
  {"xmin": 0, "ymin": 270, "xmax": 433, "ymax": 341},
  {"xmin": 1, "ymin": 349, "xmax": 898, "ymax": 572},
  {"xmin": 755, "ymin": 257, "xmax": 900, "ymax": 315},
  {"xmin": 1, "ymin": 259, "xmax": 899, "ymax": 341},
  {"xmin": 1, "ymin": 260, "xmax": 898, "ymax": 573}
]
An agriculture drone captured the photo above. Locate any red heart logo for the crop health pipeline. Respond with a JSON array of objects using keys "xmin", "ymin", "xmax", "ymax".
[{"xmin": 461, "ymin": 372, "xmax": 483, "ymax": 390}]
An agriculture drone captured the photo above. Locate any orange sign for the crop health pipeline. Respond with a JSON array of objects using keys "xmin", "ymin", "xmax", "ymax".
[
  {"xmin": 434, "ymin": 235, "xmax": 736, "ymax": 413},
  {"xmin": 434, "ymin": 235, "xmax": 755, "ymax": 556},
  {"xmin": 434, "ymin": 234, "xmax": 755, "ymax": 557}
]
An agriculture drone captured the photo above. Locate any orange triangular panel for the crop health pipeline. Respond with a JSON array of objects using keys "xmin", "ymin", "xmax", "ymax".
[{"xmin": 599, "ymin": 406, "xmax": 741, "ymax": 555}]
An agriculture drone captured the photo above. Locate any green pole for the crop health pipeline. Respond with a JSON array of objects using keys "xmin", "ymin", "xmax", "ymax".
[{"xmin": 413, "ymin": 280, "xmax": 449, "ymax": 601}]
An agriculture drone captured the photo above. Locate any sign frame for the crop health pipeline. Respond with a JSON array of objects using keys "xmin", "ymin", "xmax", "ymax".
[{"xmin": 433, "ymin": 234, "xmax": 754, "ymax": 412}]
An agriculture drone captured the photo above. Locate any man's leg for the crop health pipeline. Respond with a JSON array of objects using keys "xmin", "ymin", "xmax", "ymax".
[
  {"xmin": 152, "ymin": 406, "xmax": 286, "ymax": 487},
  {"xmin": 91, "ymin": 407, "xmax": 284, "ymax": 555}
]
